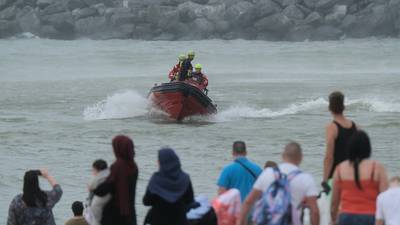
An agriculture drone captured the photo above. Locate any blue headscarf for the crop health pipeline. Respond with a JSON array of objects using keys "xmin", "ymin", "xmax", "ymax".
[{"xmin": 148, "ymin": 148, "xmax": 190, "ymax": 203}]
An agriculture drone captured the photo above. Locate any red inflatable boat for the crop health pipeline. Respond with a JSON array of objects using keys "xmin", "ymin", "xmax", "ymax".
[{"xmin": 148, "ymin": 80, "xmax": 217, "ymax": 120}]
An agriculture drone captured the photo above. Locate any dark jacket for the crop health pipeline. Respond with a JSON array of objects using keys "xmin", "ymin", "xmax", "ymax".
[
  {"xmin": 143, "ymin": 182, "xmax": 194, "ymax": 225},
  {"xmin": 178, "ymin": 59, "xmax": 193, "ymax": 81},
  {"xmin": 94, "ymin": 172, "xmax": 138, "ymax": 225}
]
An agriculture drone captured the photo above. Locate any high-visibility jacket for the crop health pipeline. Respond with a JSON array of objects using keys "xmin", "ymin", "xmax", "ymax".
[
  {"xmin": 192, "ymin": 72, "xmax": 208, "ymax": 89},
  {"xmin": 168, "ymin": 63, "xmax": 181, "ymax": 81}
]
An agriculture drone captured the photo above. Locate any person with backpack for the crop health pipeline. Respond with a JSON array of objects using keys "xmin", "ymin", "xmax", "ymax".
[
  {"xmin": 217, "ymin": 141, "xmax": 262, "ymax": 202},
  {"xmin": 237, "ymin": 142, "xmax": 320, "ymax": 225}
]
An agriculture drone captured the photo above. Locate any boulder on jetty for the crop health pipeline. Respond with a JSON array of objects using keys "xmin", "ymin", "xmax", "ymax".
[{"xmin": 0, "ymin": 0, "xmax": 399, "ymax": 40}]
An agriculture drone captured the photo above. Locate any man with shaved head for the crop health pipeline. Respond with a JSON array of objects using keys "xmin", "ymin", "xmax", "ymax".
[{"xmin": 237, "ymin": 142, "xmax": 320, "ymax": 225}]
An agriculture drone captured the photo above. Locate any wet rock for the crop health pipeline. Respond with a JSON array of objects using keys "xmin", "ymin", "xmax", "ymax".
[
  {"xmin": 325, "ymin": 5, "xmax": 347, "ymax": 25},
  {"xmin": 66, "ymin": 0, "xmax": 88, "ymax": 11},
  {"xmin": 40, "ymin": 3, "xmax": 66, "ymax": 16},
  {"xmin": 302, "ymin": 11, "xmax": 323, "ymax": 26},
  {"xmin": 254, "ymin": 0, "xmax": 281, "ymax": 19},
  {"xmin": 92, "ymin": 3, "xmax": 106, "ymax": 15},
  {"xmin": 0, "ymin": 5, "xmax": 17, "ymax": 20},
  {"xmin": 177, "ymin": 1, "xmax": 201, "ymax": 22},
  {"xmin": 316, "ymin": 0, "xmax": 339, "ymax": 13},
  {"xmin": 254, "ymin": 13, "xmax": 292, "ymax": 33},
  {"xmin": 36, "ymin": 0, "xmax": 54, "ymax": 9},
  {"xmin": 109, "ymin": 24, "xmax": 134, "ymax": 39},
  {"xmin": 282, "ymin": 0, "xmax": 296, "ymax": 8},
  {"xmin": 342, "ymin": 4, "xmax": 394, "ymax": 37},
  {"xmin": 16, "ymin": 6, "xmax": 40, "ymax": 34},
  {"xmin": 225, "ymin": 1, "xmax": 256, "ymax": 27},
  {"xmin": 255, "ymin": 31, "xmax": 280, "ymax": 40},
  {"xmin": 311, "ymin": 25, "xmax": 343, "ymax": 40},
  {"xmin": 153, "ymin": 32, "xmax": 175, "ymax": 40},
  {"xmin": 0, "ymin": 19, "xmax": 21, "ymax": 37},
  {"xmin": 285, "ymin": 24, "xmax": 313, "ymax": 41},
  {"xmin": 296, "ymin": 3, "xmax": 312, "ymax": 16},
  {"xmin": 0, "ymin": 0, "xmax": 13, "ymax": 11},
  {"xmin": 132, "ymin": 23, "xmax": 153, "ymax": 39},
  {"xmin": 75, "ymin": 16, "xmax": 108, "ymax": 38},
  {"xmin": 15, "ymin": 0, "xmax": 38, "ymax": 8},
  {"xmin": 177, "ymin": 1, "xmax": 225, "ymax": 23},
  {"xmin": 191, "ymin": 0, "xmax": 209, "ymax": 5},
  {"xmin": 72, "ymin": 7, "xmax": 98, "ymax": 19},
  {"xmin": 214, "ymin": 20, "xmax": 230, "ymax": 34},
  {"xmin": 39, "ymin": 24, "xmax": 62, "ymax": 38},
  {"xmin": 83, "ymin": 0, "xmax": 103, "ymax": 6},
  {"xmin": 303, "ymin": 0, "xmax": 319, "ymax": 9},
  {"xmin": 283, "ymin": 4, "xmax": 304, "ymax": 20},
  {"xmin": 191, "ymin": 17, "xmax": 215, "ymax": 38}
]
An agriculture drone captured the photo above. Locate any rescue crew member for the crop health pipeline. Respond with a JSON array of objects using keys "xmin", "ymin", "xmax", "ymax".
[
  {"xmin": 168, "ymin": 54, "xmax": 186, "ymax": 81},
  {"xmin": 178, "ymin": 51, "xmax": 195, "ymax": 81},
  {"xmin": 192, "ymin": 63, "xmax": 208, "ymax": 90}
]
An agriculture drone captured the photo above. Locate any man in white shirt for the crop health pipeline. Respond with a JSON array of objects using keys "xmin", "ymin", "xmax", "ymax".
[
  {"xmin": 376, "ymin": 176, "xmax": 400, "ymax": 225},
  {"xmin": 237, "ymin": 142, "xmax": 320, "ymax": 225}
]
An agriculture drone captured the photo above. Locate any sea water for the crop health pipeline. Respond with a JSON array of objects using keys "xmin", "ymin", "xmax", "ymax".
[{"xmin": 1, "ymin": 38, "xmax": 400, "ymax": 224}]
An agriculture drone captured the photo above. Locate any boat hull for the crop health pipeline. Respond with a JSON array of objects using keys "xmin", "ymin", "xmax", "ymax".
[{"xmin": 149, "ymin": 82, "xmax": 217, "ymax": 120}]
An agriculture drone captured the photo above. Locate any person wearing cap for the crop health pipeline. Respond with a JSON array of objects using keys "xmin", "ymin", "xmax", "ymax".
[
  {"xmin": 217, "ymin": 141, "xmax": 262, "ymax": 202},
  {"xmin": 178, "ymin": 51, "xmax": 195, "ymax": 81},
  {"xmin": 191, "ymin": 64, "xmax": 208, "ymax": 90},
  {"xmin": 169, "ymin": 54, "xmax": 186, "ymax": 82}
]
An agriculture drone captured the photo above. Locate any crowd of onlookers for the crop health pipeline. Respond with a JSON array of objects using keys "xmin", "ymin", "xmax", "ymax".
[{"xmin": 6, "ymin": 91, "xmax": 400, "ymax": 225}]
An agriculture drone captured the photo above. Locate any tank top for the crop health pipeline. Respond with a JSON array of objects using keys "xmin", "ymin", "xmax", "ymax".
[
  {"xmin": 328, "ymin": 120, "xmax": 356, "ymax": 179},
  {"xmin": 337, "ymin": 162, "xmax": 379, "ymax": 215}
]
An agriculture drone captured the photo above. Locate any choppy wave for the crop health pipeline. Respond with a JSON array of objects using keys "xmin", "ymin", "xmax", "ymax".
[
  {"xmin": 212, "ymin": 97, "xmax": 399, "ymax": 122},
  {"xmin": 212, "ymin": 98, "xmax": 328, "ymax": 122},
  {"xmin": 347, "ymin": 98, "xmax": 400, "ymax": 113},
  {"xmin": 11, "ymin": 32, "xmax": 40, "ymax": 39},
  {"xmin": 83, "ymin": 92, "xmax": 399, "ymax": 122},
  {"xmin": 83, "ymin": 90, "xmax": 149, "ymax": 120}
]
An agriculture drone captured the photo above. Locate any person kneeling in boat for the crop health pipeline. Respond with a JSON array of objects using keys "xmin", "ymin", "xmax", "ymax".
[
  {"xmin": 192, "ymin": 64, "xmax": 208, "ymax": 91},
  {"xmin": 178, "ymin": 51, "xmax": 195, "ymax": 81},
  {"xmin": 168, "ymin": 54, "xmax": 186, "ymax": 82}
]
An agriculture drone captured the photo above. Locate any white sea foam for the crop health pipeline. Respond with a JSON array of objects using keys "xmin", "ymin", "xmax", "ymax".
[
  {"xmin": 212, "ymin": 97, "xmax": 399, "ymax": 122},
  {"xmin": 11, "ymin": 32, "xmax": 40, "ymax": 39},
  {"xmin": 84, "ymin": 92, "xmax": 399, "ymax": 122},
  {"xmin": 212, "ymin": 98, "xmax": 328, "ymax": 122},
  {"xmin": 83, "ymin": 90, "xmax": 149, "ymax": 120}
]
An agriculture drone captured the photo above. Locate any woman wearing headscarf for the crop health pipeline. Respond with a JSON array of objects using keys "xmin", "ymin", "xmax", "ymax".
[
  {"xmin": 94, "ymin": 135, "xmax": 138, "ymax": 225},
  {"xmin": 143, "ymin": 148, "xmax": 195, "ymax": 225}
]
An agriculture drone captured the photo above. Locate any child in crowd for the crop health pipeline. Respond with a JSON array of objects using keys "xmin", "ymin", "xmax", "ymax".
[
  {"xmin": 264, "ymin": 161, "xmax": 277, "ymax": 169},
  {"xmin": 65, "ymin": 201, "xmax": 88, "ymax": 225},
  {"xmin": 84, "ymin": 159, "xmax": 111, "ymax": 225}
]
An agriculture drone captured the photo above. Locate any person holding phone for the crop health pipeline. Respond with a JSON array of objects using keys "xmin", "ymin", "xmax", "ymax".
[{"xmin": 7, "ymin": 169, "xmax": 63, "ymax": 225}]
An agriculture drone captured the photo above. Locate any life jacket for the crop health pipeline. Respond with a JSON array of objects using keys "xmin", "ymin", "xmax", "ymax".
[
  {"xmin": 168, "ymin": 62, "xmax": 181, "ymax": 80},
  {"xmin": 192, "ymin": 72, "xmax": 208, "ymax": 88}
]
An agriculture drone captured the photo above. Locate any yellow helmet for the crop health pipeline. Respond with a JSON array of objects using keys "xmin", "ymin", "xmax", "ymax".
[
  {"xmin": 188, "ymin": 50, "xmax": 195, "ymax": 57},
  {"xmin": 194, "ymin": 63, "xmax": 202, "ymax": 69},
  {"xmin": 178, "ymin": 54, "xmax": 186, "ymax": 61}
]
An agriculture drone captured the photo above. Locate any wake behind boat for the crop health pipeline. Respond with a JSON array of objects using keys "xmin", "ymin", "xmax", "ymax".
[{"xmin": 148, "ymin": 80, "xmax": 217, "ymax": 121}]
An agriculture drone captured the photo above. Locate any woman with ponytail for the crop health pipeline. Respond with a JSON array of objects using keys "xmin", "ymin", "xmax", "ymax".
[
  {"xmin": 7, "ymin": 169, "xmax": 63, "ymax": 225},
  {"xmin": 330, "ymin": 130, "xmax": 388, "ymax": 225}
]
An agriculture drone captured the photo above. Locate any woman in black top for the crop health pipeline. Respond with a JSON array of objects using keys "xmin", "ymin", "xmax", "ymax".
[
  {"xmin": 143, "ymin": 148, "xmax": 195, "ymax": 225},
  {"xmin": 94, "ymin": 135, "xmax": 138, "ymax": 225}
]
